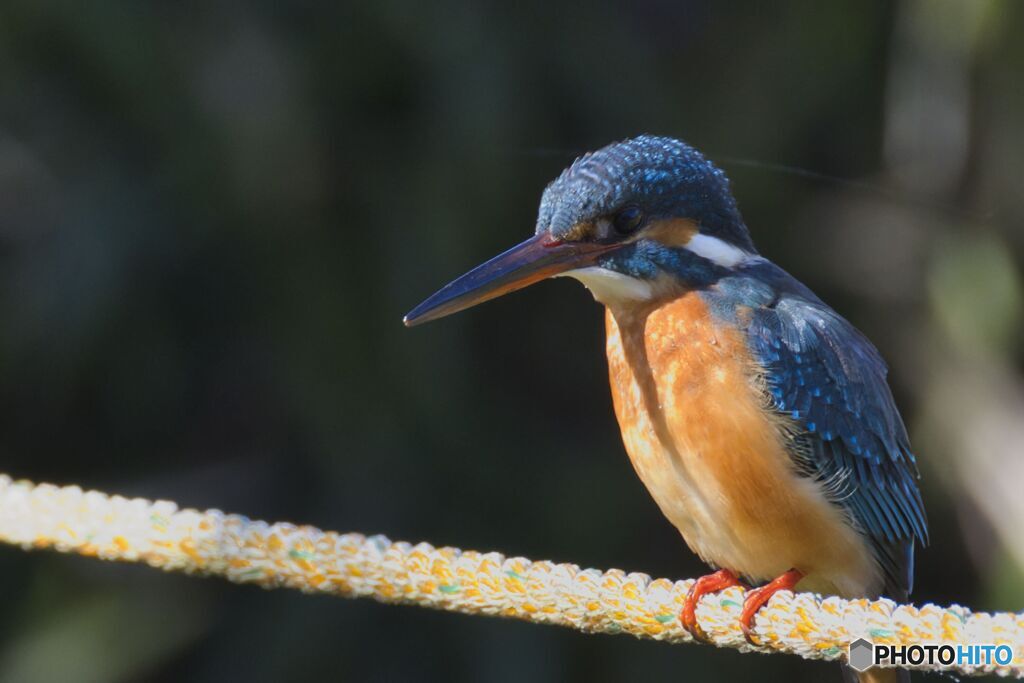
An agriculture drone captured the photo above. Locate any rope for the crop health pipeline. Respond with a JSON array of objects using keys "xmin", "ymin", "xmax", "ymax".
[{"xmin": 0, "ymin": 474, "xmax": 1020, "ymax": 677}]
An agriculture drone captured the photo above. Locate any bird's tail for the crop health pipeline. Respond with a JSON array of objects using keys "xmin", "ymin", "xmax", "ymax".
[{"xmin": 841, "ymin": 664, "xmax": 910, "ymax": 683}]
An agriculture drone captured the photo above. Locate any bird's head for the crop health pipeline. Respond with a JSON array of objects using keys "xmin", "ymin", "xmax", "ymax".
[{"xmin": 404, "ymin": 135, "xmax": 756, "ymax": 326}]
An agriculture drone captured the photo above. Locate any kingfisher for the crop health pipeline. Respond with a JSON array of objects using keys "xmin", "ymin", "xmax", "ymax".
[{"xmin": 404, "ymin": 136, "xmax": 927, "ymax": 682}]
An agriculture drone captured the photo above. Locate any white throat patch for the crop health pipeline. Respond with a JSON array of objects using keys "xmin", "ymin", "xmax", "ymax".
[{"xmin": 560, "ymin": 268, "xmax": 653, "ymax": 305}]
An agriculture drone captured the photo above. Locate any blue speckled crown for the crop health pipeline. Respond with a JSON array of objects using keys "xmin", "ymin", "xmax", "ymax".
[{"xmin": 536, "ymin": 135, "xmax": 754, "ymax": 253}]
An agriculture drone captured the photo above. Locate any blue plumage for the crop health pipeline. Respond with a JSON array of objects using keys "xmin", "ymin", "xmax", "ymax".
[
  {"xmin": 537, "ymin": 135, "xmax": 754, "ymax": 252},
  {"xmin": 679, "ymin": 256, "xmax": 927, "ymax": 599},
  {"xmin": 733, "ymin": 260, "xmax": 928, "ymax": 598}
]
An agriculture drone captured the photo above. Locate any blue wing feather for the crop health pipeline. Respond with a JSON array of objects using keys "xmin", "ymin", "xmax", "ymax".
[{"xmin": 730, "ymin": 261, "xmax": 927, "ymax": 598}]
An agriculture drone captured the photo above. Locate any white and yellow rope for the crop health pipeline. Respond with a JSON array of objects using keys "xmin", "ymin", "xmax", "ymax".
[{"xmin": 0, "ymin": 474, "xmax": 1020, "ymax": 677}]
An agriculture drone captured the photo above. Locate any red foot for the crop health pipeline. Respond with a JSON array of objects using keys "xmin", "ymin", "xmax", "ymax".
[
  {"xmin": 680, "ymin": 569, "xmax": 746, "ymax": 641},
  {"xmin": 739, "ymin": 568, "xmax": 805, "ymax": 645}
]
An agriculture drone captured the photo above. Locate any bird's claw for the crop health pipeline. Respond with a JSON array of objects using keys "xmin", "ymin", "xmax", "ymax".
[
  {"xmin": 738, "ymin": 568, "xmax": 804, "ymax": 646},
  {"xmin": 680, "ymin": 569, "xmax": 745, "ymax": 642}
]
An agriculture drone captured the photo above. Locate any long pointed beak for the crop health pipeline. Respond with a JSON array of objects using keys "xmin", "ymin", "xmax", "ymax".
[{"xmin": 403, "ymin": 234, "xmax": 615, "ymax": 326}]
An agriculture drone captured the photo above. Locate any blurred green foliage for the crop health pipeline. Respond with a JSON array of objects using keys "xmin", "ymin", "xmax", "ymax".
[{"xmin": 0, "ymin": 1, "xmax": 1022, "ymax": 681}]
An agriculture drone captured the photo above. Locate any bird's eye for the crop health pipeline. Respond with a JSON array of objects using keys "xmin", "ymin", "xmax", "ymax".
[{"xmin": 612, "ymin": 206, "xmax": 644, "ymax": 236}]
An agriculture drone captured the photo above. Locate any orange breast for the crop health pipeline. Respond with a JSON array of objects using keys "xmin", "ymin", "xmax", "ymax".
[{"xmin": 605, "ymin": 293, "xmax": 879, "ymax": 598}]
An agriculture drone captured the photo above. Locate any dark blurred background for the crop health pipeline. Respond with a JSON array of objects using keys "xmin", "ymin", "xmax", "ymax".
[{"xmin": 1, "ymin": 1, "xmax": 1022, "ymax": 681}]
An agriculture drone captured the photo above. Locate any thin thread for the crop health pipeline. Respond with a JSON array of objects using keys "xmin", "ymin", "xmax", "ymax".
[
  {"xmin": 509, "ymin": 146, "xmax": 998, "ymax": 224},
  {"xmin": 0, "ymin": 475, "xmax": 1020, "ymax": 677}
]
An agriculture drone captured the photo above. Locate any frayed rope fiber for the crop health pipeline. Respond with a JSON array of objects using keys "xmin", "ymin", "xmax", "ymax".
[{"xmin": 0, "ymin": 475, "xmax": 1021, "ymax": 677}]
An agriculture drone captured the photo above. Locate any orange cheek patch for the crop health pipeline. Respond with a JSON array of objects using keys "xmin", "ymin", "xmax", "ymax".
[{"xmin": 639, "ymin": 218, "xmax": 699, "ymax": 247}]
